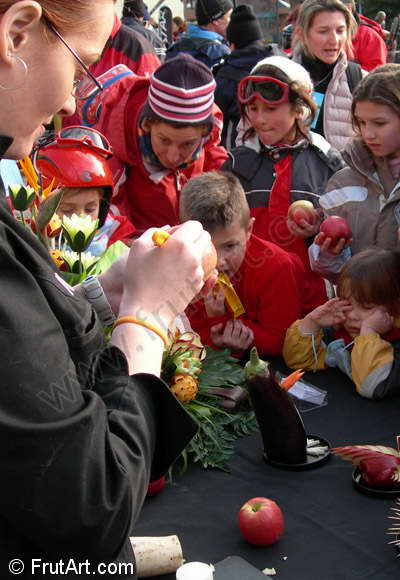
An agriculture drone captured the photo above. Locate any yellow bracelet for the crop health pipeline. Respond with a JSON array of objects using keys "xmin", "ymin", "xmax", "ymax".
[{"xmin": 113, "ymin": 316, "xmax": 168, "ymax": 347}]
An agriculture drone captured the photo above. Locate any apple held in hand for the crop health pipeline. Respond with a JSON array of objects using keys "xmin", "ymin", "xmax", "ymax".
[
  {"xmin": 238, "ymin": 497, "xmax": 284, "ymax": 546},
  {"xmin": 288, "ymin": 200, "xmax": 317, "ymax": 226},
  {"xmin": 319, "ymin": 216, "xmax": 351, "ymax": 244}
]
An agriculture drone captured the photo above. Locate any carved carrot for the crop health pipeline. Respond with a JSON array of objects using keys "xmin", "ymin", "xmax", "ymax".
[{"xmin": 280, "ymin": 369, "xmax": 305, "ymax": 391}]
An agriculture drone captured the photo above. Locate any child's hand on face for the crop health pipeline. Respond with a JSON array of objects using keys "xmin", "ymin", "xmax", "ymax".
[
  {"xmin": 204, "ymin": 287, "xmax": 226, "ymax": 317},
  {"xmin": 360, "ymin": 308, "xmax": 394, "ymax": 336},
  {"xmin": 210, "ymin": 319, "xmax": 254, "ymax": 352},
  {"xmin": 315, "ymin": 231, "xmax": 352, "ymax": 255},
  {"xmin": 287, "ymin": 208, "xmax": 324, "ymax": 239},
  {"xmin": 300, "ymin": 297, "xmax": 352, "ymax": 334}
]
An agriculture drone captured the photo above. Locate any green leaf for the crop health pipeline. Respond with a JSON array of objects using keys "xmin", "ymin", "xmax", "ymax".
[
  {"xmin": 36, "ymin": 189, "xmax": 64, "ymax": 232},
  {"xmin": 93, "ymin": 241, "xmax": 129, "ymax": 275}
]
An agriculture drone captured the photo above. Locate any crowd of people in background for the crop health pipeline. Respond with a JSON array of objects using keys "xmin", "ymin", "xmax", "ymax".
[{"xmin": 1, "ymin": 0, "xmax": 400, "ymax": 575}]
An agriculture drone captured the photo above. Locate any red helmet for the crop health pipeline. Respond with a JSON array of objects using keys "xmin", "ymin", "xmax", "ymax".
[{"xmin": 34, "ymin": 126, "xmax": 114, "ymax": 226}]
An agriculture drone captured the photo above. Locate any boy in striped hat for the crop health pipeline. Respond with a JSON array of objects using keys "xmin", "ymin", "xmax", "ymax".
[{"xmin": 77, "ymin": 53, "xmax": 227, "ymax": 234}]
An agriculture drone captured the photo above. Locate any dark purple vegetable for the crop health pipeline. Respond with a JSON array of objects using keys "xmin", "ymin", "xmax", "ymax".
[{"xmin": 245, "ymin": 348, "xmax": 307, "ymax": 464}]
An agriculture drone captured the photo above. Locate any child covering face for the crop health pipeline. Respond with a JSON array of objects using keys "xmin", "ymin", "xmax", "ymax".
[{"xmin": 283, "ymin": 248, "xmax": 400, "ymax": 399}]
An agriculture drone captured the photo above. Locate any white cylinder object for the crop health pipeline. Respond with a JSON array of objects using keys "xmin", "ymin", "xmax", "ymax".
[{"xmin": 176, "ymin": 562, "xmax": 214, "ymax": 580}]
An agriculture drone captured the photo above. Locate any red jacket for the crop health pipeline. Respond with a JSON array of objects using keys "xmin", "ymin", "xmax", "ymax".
[
  {"xmin": 79, "ymin": 68, "xmax": 228, "ymax": 232},
  {"xmin": 64, "ymin": 16, "xmax": 160, "ymax": 127},
  {"xmin": 351, "ymin": 15, "xmax": 387, "ymax": 72},
  {"xmin": 187, "ymin": 235, "xmax": 302, "ymax": 357}
]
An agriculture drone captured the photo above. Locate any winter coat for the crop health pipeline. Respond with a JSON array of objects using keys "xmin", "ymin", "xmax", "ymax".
[
  {"xmin": 166, "ymin": 23, "xmax": 230, "ymax": 69},
  {"xmin": 293, "ymin": 51, "xmax": 361, "ymax": 151},
  {"xmin": 283, "ymin": 319, "xmax": 400, "ymax": 399},
  {"xmin": 77, "ymin": 67, "xmax": 228, "ymax": 233},
  {"xmin": 187, "ymin": 234, "xmax": 302, "ymax": 356},
  {"xmin": 214, "ymin": 43, "xmax": 276, "ymax": 149},
  {"xmin": 63, "ymin": 15, "xmax": 160, "ymax": 127},
  {"xmin": 0, "ymin": 135, "xmax": 197, "ymax": 577},
  {"xmin": 320, "ymin": 139, "xmax": 400, "ymax": 253},
  {"xmin": 310, "ymin": 139, "xmax": 400, "ymax": 281},
  {"xmin": 351, "ymin": 14, "xmax": 388, "ymax": 72},
  {"xmin": 223, "ymin": 131, "xmax": 344, "ymax": 313},
  {"xmin": 122, "ymin": 16, "xmax": 166, "ymax": 60}
]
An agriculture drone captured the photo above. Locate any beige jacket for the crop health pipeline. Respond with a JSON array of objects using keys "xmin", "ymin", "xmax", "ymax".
[
  {"xmin": 319, "ymin": 139, "xmax": 400, "ymax": 253},
  {"xmin": 293, "ymin": 51, "xmax": 357, "ymax": 151}
]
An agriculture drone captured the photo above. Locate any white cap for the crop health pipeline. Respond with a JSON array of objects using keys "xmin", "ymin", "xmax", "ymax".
[
  {"xmin": 251, "ymin": 56, "xmax": 313, "ymax": 92},
  {"xmin": 176, "ymin": 562, "xmax": 214, "ymax": 580}
]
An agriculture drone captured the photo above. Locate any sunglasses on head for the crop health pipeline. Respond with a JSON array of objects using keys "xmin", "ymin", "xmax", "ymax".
[
  {"xmin": 33, "ymin": 126, "xmax": 112, "ymax": 159},
  {"xmin": 238, "ymin": 76, "xmax": 290, "ymax": 106}
]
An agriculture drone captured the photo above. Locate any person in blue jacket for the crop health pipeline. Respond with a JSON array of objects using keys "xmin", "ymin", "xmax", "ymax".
[{"xmin": 166, "ymin": 0, "xmax": 232, "ymax": 69}]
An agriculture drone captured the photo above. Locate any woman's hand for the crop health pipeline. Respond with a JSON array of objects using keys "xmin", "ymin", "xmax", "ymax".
[
  {"xmin": 299, "ymin": 298, "xmax": 352, "ymax": 334},
  {"xmin": 210, "ymin": 319, "xmax": 254, "ymax": 352},
  {"xmin": 360, "ymin": 308, "xmax": 393, "ymax": 336},
  {"xmin": 315, "ymin": 231, "xmax": 352, "ymax": 255},
  {"xmin": 118, "ymin": 221, "xmax": 213, "ymax": 328}
]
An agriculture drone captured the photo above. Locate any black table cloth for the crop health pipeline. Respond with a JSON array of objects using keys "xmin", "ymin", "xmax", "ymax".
[{"xmin": 133, "ymin": 363, "xmax": 400, "ymax": 579}]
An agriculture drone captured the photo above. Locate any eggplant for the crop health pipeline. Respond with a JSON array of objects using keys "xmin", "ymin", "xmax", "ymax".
[{"xmin": 245, "ymin": 347, "xmax": 307, "ymax": 464}]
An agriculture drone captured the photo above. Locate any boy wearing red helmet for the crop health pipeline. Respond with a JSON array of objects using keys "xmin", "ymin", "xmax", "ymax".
[{"xmin": 34, "ymin": 126, "xmax": 135, "ymax": 255}]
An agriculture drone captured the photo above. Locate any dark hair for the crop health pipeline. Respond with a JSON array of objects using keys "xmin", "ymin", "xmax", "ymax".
[
  {"xmin": 351, "ymin": 65, "xmax": 400, "ymax": 131},
  {"xmin": 179, "ymin": 171, "xmax": 250, "ymax": 232},
  {"xmin": 239, "ymin": 64, "xmax": 317, "ymax": 143},
  {"xmin": 337, "ymin": 248, "xmax": 400, "ymax": 315}
]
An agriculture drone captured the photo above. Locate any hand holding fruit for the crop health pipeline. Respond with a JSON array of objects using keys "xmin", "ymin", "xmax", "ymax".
[
  {"xmin": 287, "ymin": 200, "xmax": 323, "ymax": 239},
  {"xmin": 315, "ymin": 216, "xmax": 352, "ymax": 255},
  {"xmin": 360, "ymin": 308, "xmax": 393, "ymax": 336},
  {"xmin": 119, "ymin": 222, "xmax": 217, "ymax": 327},
  {"xmin": 299, "ymin": 298, "xmax": 352, "ymax": 334}
]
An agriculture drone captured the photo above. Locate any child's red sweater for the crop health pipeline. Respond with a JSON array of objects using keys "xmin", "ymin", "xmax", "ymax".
[{"xmin": 186, "ymin": 235, "xmax": 302, "ymax": 357}]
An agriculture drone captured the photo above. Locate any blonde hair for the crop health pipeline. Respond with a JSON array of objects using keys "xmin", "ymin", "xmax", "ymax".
[
  {"xmin": 293, "ymin": 0, "xmax": 356, "ymax": 59},
  {"xmin": 0, "ymin": 1, "xmax": 106, "ymax": 32}
]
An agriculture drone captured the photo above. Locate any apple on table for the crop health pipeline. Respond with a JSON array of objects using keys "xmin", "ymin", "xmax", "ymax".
[{"xmin": 238, "ymin": 497, "xmax": 284, "ymax": 546}]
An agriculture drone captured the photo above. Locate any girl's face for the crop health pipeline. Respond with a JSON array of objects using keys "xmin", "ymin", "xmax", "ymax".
[
  {"xmin": 342, "ymin": 296, "xmax": 388, "ymax": 338},
  {"xmin": 354, "ymin": 100, "xmax": 400, "ymax": 159},
  {"xmin": 0, "ymin": 0, "xmax": 114, "ymax": 159},
  {"xmin": 304, "ymin": 11, "xmax": 348, "ymax": 64},
  {"xmin": 246, "ymin": 98, "xmax": 299, "ymax": 146},
  {"xmin": 58, "ymin": 188, "xmax": 102, "ymax": 221}
]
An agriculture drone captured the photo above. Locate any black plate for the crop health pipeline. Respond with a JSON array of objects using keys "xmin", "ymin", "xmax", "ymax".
[
  {"xmin": 352, "ymin": 468, "xmax": 400, "ymax": 497},
  {"xmin": 263, "ymin": 434, "xmax": 331, "ymax": 471}
]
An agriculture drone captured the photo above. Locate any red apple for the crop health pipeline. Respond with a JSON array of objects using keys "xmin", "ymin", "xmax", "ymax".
[
  {"xmin": 146, "ymin": 476, "xmax": 167, "ymax": 497},
  {"xmin": 319, "ymin": 216, "xmax": 351, "ymax": 244},
  {"xmin": 238, "ymin": 497, "xmax": 284, "ymax": 546},
  {"xmin": 288, "ymin": 200, "xmax": 317, "ymax": 226}
]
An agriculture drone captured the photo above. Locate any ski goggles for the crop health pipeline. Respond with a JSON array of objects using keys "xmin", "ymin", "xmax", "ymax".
[
  {"xmin": 33, "ymin": 126, "xmax": 112, "ymax": 160},
  {"xmin": 238, "ymin": 76, "xmax": 290, "ymax": 106}
]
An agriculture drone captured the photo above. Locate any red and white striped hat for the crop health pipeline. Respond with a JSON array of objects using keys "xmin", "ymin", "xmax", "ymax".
[{"xmin": 141, "ymin": 53, "xmax": 216, "ymax": 126}]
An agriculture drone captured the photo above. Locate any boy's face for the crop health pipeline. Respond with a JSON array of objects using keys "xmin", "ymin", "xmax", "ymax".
[
  {"xmin": 211, "ymin": 218, "xmax": 253, "ymax": 279},
  {"xmin": 57, "ymin": 187, "xmax": 102, "ymax": 221},
  {"xmin": 149, "ymin": 122, "xmax": 206, "ymax": 169}
]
